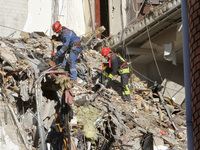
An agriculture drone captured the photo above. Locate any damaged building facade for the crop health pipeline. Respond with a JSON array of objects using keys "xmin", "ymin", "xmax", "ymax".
[
  {"xmin": 0, "ymin": 0, "xmax": 199, "ymax": 149},
  {"xmin": 0, "ymin": 0, "xmax": 185, "ymax": 105}
]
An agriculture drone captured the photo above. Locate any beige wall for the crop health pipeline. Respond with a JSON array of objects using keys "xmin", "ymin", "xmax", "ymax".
[
  {"xmin": 0, "ymin": 0, "xmax": 87, "ymax": 38},
  {"xmin": 108, "ymin": 0, "xmax": 122, "ymax": 36},
  {"xmin": 82, "ymin": 0, "xmax": 93, "ymax": 36},
  {"xmin": 0, "ymin": 0, "xmax": 28, "ymax": 38},
  {"xmin": 58, "ymin": 0, "xmax": 86, "ymax": 37},
  {"xmin": 108, "ymin": 0, "xmax": 137, "ymax": 36},
  {"xmin": 0, "ymin": 0, "xmax": 52, "ymax": 38}
]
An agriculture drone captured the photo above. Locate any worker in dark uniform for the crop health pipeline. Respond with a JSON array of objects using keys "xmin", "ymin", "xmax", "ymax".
[
  {"xmin": 51, "ymin": 21, "xmax": 82, "ymax": 83},
  {"xmin": 101, "ymin": 47, "xmax": 131, "ymax": 101}
]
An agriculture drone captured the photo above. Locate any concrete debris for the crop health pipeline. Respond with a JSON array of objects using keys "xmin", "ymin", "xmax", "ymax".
[{"xmin": 0, "ymin": 32, "xmax": 187, "ymax": 150}]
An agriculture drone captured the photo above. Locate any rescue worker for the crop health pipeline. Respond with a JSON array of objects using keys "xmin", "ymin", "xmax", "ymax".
[
  {"xmin": 101, "ymin": 47, "xmax": 131, "ymax": 101},
  {"xmin": 51, "ymin": 21, "xmax": 82, "ymax": 82}
]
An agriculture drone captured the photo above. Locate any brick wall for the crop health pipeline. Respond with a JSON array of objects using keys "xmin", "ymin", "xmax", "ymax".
[
  {"xmin": 188, "ymin": 0, "xmax": 200, "ymax": 149},
  {"xmin": 0, "ymin": 0, "xmax": 28, "ymax": 38},
  {"xmin": 95, "ymin": 0, "xmax": 101, "ymax": 38},
  {"xmin": 137, "ymin": 3, "xmax": 158, "ymax": 19}
]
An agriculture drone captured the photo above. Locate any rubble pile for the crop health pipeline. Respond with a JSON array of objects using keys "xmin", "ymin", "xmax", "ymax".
[{"xmin": 0, "ymin": 33, "xmax": 187, "ymax": 150}]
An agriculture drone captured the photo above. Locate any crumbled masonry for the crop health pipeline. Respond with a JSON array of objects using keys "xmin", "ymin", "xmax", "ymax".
[{"xmin": 0, "ymin": 32, "xmax": 187, "ymax": 150}]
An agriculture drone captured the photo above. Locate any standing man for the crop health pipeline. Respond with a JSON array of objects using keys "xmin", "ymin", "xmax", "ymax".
[
  {"xmin": 101, "ymin": 47, "xmax": 131, "ymax": 101},
  {"xmin": 51, "ymin": 21, "xmax": 82, "ymax": 83}
]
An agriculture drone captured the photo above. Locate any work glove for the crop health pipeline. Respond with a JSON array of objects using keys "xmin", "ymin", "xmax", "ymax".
[
  {"xmin": 103, "ymin": 79, "xmax": 109, "ymax": 87},
  {"xmin": 104, "ymin": 79, "xmax": 108, "ymax": 84},
  {"xmin": 52, "ymin": 55, "xmax": 59, "ymax": 65},
  {"xmin": 51, "ymin": 35, "xmax": 57, "ymax": 40},
  {"xmin": 52, "ymin": 52, "xmax": 56, "ymax": 56}
]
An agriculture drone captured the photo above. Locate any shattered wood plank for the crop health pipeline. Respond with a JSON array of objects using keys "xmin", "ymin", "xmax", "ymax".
[
  {"xmin": 5, "ymin": 68, "xmax": 23, "ymax": 77},
  {"xmin": 0, "ymin": 70, "xmax": 6, "ymax": 75},
  {"xmin": 85, "ymin": 26, "xmax": 105, "ymax": 40},
  {"xmin": 20, "ymin": 31, "xmax": 31, "ymax": 38},
  {"xmin": 156, "ymin": 119, "xmax": 168, "ymax": 128}
]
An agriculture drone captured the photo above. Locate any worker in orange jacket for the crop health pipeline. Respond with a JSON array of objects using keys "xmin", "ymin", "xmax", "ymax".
[{"xmin": 101, "ymin": 47, "xmax": 131, "ymax": 101}]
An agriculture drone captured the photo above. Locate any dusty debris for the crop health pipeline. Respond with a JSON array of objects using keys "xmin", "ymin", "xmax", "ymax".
[{"xmin": 0, "ymin": 32, "xmax": 187, "ymax": 150}]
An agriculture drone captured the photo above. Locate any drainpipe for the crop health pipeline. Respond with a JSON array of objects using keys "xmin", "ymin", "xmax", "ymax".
[{"xmin": 181, "ymin": 0, "xmax": 193, "ymax": 149}]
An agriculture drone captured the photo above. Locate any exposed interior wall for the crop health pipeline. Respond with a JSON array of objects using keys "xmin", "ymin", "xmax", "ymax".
[
  {"xmin": 0, "ymin": 0, "xmax": 28, "ymax": 38},
  {"xmin": 147, "ymin": 61, "xmax": 184, "ymax": 86},
  {"xmin": 58, "ymin": 0, "xmax": 86, "ymax": 37},
  {"xmin": 108, "ymin": 0, "xmax": 137, "ymax": 36},
  {"xmin": 127, "ymin": 0, "xmax": 138, "ymax": 24},
  {"xmin": 108, "ymin": 0, "xmax": 122, "ymax": 36},
  {"xmin": 82, "ymin": 0, "xmax": 93, "ymax": 38},
  {"xmin": 23, "ymin": 0, "xmax": 52, "ymax": 36},
  {"xmin": 131, "ymin": 60, "xmax": 184, "ymax": 88}
]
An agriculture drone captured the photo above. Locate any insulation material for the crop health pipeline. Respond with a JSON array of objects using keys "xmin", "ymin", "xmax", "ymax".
[
  {"xmin": 75, "ymin": 105, "xmax": 102, "ymax": 142},
  {"xmin": 55, "ymin": 75, "xmax": 71, "ymax": 90}
]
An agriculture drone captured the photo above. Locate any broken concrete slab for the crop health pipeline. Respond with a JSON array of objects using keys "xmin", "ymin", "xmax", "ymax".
[{"xmin": 161, "ymin": 78, "xmax": 185, "ymax": 106}]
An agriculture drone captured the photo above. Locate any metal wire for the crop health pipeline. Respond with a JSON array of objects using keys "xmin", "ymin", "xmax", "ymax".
[{"xmin": 145, "ymin": 19, "xmax": 164, "ymax": 82}]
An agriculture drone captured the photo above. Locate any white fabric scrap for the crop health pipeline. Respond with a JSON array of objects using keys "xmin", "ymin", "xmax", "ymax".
[{"xmin": 164, "ymin": 42, "xmax": 176, "ymax": 65}]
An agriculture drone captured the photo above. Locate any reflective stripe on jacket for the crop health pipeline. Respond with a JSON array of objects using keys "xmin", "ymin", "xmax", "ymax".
[{"xmin": 107, "ymin": 53, "xmax": 130, "ymax": 80}]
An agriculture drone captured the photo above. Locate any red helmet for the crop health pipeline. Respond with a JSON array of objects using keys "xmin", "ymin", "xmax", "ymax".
[
  {"xmin": 52, "ymin": 21, "xmax": 62, "ymax": 33},
  {"xmin": 101, "ymin": 47, "xmax": 111, "ymax": 56}
]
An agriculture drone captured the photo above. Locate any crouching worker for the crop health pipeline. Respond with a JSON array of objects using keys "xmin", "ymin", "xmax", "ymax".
[
  {"xmin": 51, "ymin": 21, "xmax": 82, "ymax": 83},
  {"xmin": 100, "ymin": 47, "xmax": 131, "ymax": 101}
]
